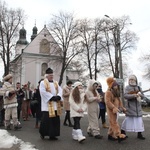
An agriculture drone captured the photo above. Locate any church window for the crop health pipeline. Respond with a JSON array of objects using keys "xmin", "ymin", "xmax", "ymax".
[{"xmin": 41, "ymin": 63, "xmax": 48, "ymax": 76}]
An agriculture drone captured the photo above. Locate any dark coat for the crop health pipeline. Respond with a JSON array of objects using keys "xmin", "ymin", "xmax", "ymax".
[{"xmin": 32, "ymin": 88, "xmax": 42, "ymax": 119}]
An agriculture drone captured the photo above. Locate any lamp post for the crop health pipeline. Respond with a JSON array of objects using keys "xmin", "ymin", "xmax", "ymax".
[
  {"xmin": 104, "ymin": 15, "xmax": 124, "ymax": 104},
  {"xmin": 116, "ymin": 24, "xmax": 123, "ymax": 80}
]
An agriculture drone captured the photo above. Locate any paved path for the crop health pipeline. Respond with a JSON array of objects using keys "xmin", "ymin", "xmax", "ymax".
[{"xmin": 1, "ymin": 112, "xmax": 150, "ymax": 150}]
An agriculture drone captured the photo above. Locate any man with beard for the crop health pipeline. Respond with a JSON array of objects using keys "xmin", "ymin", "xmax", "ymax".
[
  {"xmin": 105, "ymin": 77, "xmax": 126, "ymax": 143},
  {"xmin": 121, "ymin": 75, "xmax": 145, "ymax": 140}
]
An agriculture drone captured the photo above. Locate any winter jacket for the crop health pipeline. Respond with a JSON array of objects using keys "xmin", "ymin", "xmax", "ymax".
[
  {"xmin": 124, "ymin": 85, "xmax": 144, "ymax": 117},
  {"xmin": 62, "ymin": 85, "xmax": 72, "ymax": 110},
  {"xmin": 0, "ymin": 82, "xmax": 18, "ymax": 109},
  {"xmin": 69, "ymin": 89, "xmax": 87, "ymax": 118}
]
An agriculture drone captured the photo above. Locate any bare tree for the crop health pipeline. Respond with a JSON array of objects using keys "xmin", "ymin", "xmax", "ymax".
[
  {"xmin": 92, "ymin": 18, "xmax": 106, "ymax": 80},
  {"xmin": 76, "ymin": 16, "xmax": 138, "ymax": 81},
  {"xmin": 99, "ymin": 16, "xmax": 139, "ymax": 78},
  {"xmin": 48, "ymin": 11, "xmax": 82, "ymax": 85},
  {"xmin": 0, "ymin": 1, "xmax": 25, "ymax": 76},
  {"xmin": 139, "ymin": 54, "xmax": 150, "ymax": 80},
  {"xmin": 78, "ymin": 19, "xmax": 95, "ymax": 79}
]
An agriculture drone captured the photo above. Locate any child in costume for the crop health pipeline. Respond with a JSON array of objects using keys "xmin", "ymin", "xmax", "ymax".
[
  {"xmin": 97, "ymin": 82, "xmax": 109, "ymax": 128},
  {"xmin": 69, "ymin": 81, "xmax": 87, "ymax": 143},
  {"xmin": 85, "ymin": 79, "xmax": 103, "ymax": 139},
  {"xmin": 105, "ymin": 77, "xmax": 126, "ymax": 143}
]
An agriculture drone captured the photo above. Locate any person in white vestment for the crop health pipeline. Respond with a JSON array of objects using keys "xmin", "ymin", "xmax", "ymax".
[
  {"xmin": 121, "ymin": 75, "xmax": 145, "ymax": 140},
  {"xmin": 39, "ymin": 68, "xmax": 63, "ymax": 140}
]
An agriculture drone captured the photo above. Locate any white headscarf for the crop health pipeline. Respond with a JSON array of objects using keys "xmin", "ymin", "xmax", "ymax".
[{"xmin": 128, "ymin": 75, "xmax": 137, "ymax": 86}]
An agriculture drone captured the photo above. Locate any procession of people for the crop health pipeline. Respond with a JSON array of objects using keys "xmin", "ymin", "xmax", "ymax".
[{"xmin": 0, "ymin": 68, "xmax": 146, "ymax": 144}]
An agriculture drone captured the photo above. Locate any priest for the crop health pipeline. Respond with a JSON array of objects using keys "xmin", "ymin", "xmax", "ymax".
[{"xmin": 39, "ymin": 67, "xmax": 63, "ymax": 140}]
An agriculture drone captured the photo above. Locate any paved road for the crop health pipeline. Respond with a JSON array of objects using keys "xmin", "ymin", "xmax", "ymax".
[{"xmin": 1, "ymin": 112, "xmax": 150, "ymax": 150}]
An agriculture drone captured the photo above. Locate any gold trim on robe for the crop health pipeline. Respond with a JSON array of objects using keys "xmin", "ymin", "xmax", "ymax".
[{"xmin": 44, "ymin": 78, "xmax": 62, "ymax": 117}]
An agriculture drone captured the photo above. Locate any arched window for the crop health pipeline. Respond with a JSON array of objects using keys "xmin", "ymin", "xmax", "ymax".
[{"xmin": 41, "ymin": 63, "xmax": 48, "ymax": 76}]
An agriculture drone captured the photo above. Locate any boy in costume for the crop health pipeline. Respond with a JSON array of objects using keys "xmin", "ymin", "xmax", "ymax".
[{"xmin": 105, "ymin": 77, "xmax": 126, "ymax": 143}]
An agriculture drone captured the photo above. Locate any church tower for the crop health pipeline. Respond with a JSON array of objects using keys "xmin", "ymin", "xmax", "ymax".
[
  {"xmin": 31, "ymin": 24, "xmax": 38, "ymax": 41},
  {"xmin": 15, "ymin": 27, "xmax": 29, "ymax": 57}
]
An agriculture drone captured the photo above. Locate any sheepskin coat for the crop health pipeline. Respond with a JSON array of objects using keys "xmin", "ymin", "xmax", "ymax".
[
  {"xmin": 0, "ymin": 82, "xmax": 18, "ymax": 109},
  {"xmin": 85, "ymin": 79, "xmax": 101, "ymax": 136},
  {"xmin": 69, "ymin": 89, "xmax": 87, "ymax": 118},
  {"xmin": 62, "ymin": 84, "xmax": 72, "ymax": 111}
]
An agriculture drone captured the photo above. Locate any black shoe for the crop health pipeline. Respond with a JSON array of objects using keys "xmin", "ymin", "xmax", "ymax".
[
  {"xmin": 137, "ymin": 135, "xmax": 145, "ymax": 140},
  {"xmin": 137, "ymin": 132, "xmax": 145, "ymax": 140},
  {"xmin": 121, "ymin": 129, "xmax": 126, "ymax": 134},
  {"xmin": 63, "ymin": 123, "xmax": 68, "ymax": 126},
  {"xmin": 108, "ymin": 135, "xmax": 117, "ymax": 141},
  {"xmin": 121, "ymin": 130, "xmax": 128, "ymax": 138},
  {"xmin": 117, "ymin": 136, "xmax": 126, "ymax": 143},
  {"xmin": 95, "ymin": 135, "xmax": 103, "ymax": 139},
  {"xmin": 49, "ymin": 137, "xmax": 58, "ymax": 140},
  {"xmin": 14, "ymin": 125, "xmax": 22, "ymax": 130}
]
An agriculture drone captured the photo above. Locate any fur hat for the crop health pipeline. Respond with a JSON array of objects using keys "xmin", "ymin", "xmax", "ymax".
[
  {"xmin": 106, "ymin": 77, "xmax": 117, "ymax": 88},
  {"xmin": 3, "ymin": 74, "xmax": 13, "ymax": 81},
  {"xmin": 46, "ymin": 68, "xmax": 53, "ymax": 74},
  {"xmin": 73, "ymin": 81, "xmax": 82, "ymax": 88}
]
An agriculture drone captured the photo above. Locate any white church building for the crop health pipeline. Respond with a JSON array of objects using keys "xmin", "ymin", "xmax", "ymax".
[{"xmin": 10, "ymin": 25, "xmax": 68, "ymax": 89}]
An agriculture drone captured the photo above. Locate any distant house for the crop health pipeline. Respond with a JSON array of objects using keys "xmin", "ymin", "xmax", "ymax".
[{"xmin": 10, "ymin": 25, "xmax": 66, "ymax": 89}]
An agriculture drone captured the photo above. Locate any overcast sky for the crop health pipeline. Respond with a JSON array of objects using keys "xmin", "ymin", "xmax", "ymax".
[{"xmin": 1, "ymin": 0, "xmax": 150, "ymax": 92}]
